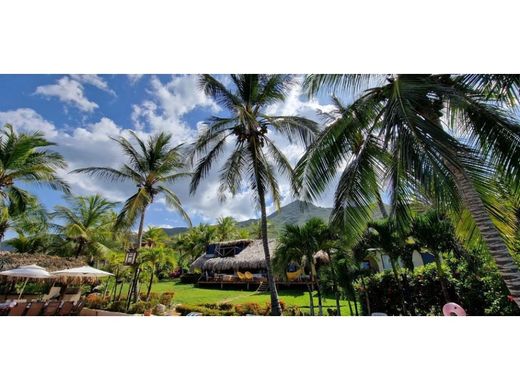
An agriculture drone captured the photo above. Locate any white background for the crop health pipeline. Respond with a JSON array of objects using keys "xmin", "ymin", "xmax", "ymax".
[{"xmin": 1, "ymin": 1, "xmax": 520, "ymax": 389}]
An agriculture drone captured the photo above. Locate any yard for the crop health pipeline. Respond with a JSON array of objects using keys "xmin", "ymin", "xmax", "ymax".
[{"xmin": 116, "ymin": 280, "xmax": 359, "ymax": 315}]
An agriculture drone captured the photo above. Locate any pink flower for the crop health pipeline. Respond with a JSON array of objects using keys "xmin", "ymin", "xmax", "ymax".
[{"xmin": 507, "ymin": 295, "xmax": 515, "ymax": 302}]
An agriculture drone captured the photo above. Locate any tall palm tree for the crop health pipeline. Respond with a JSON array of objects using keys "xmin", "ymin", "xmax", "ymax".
[
  {"xmin": 190, "ymin": 74, "xmax": 319, "ymax": 315},
  {"xmin": 298, "ymin": 74, "xmax": 520, "ymax": 307},
  {"xmin": 53, "ymin": 194, "xmax": 117, "ymax": 258},
  {"xmin": 0, "ymin": 124, "xmax": 69, "ymax": 240},
  {"xmin": 73, "ymin": 131, "xmax": 192, "ymax": 303}
]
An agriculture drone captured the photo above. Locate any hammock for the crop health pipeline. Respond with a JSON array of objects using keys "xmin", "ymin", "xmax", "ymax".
[{"xmin": 286, "ymin": 268, "xmax": 303, "ymax": 281}]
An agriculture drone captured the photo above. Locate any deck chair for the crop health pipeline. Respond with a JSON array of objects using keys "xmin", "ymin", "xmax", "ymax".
[
  {"xmin": 71, "ymin": 300, "xmax": 85, "ymax": 316},
  {"xmin": 57, "ymin": 301, "xmax": 74, "ymax": 316},
  {"xmin": 8, "ymin": 302, "xmax": 28, "ymax": 316},
  {"xmin": 42, "ymin": 301, "xmax": 61, "ymax": 316},
  {"xmin": 25, "ymin": 302, "xmax": 45, "ymax": 316},
  {"xmin": 244, "ymin": 271, "xmax": 254, "ymax": 281},
  {"xmin": 237, "ymin": 272, "xmax": 247, "ymax": 281}
]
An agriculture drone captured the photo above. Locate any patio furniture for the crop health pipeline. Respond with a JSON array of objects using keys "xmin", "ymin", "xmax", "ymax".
[
  {"xmin": 237, "ymin": 272, "xmax": 247, "ymax": 281},
  {"xmin": 42, "ymin": 301, "xmax": 61, "ymax": 316},
  {"xmin": 71, "ymin": 300, "xmax": 85, "ymax": 316},
  {"xmin": 7, "ymin": 302, "xmax": 28, "ymax": 316},
  {"xmin": 245, "ymin": 271, "xmax": 254, "ymax": 281},
  {"xmin": 25, "ymin": 301, "xmax": 45, "ymax": 316},
  {"xmin": 42, "ymin": 286, "xmax": 61, "ymax": 301},
  {"xmin": 57, "ymin": 301, "xmax": 74, "ymax": 316}
]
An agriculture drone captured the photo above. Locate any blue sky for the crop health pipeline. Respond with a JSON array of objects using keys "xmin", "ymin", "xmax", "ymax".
[{"xmin": 0, "ymin": 74, "xmax": 336, "ymax": 235}]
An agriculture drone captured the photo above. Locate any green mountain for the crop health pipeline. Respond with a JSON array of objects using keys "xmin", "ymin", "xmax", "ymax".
[{"xmin": 163, "ymin": 200, "xmax": 388, "ymax": 236}]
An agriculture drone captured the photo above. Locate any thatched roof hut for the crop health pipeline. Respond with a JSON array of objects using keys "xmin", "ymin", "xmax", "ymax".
[
  {"xmin": 0, "ymin": 252, "xmax": 86, "ymax": 273},
  {"xmin": 190, "ymin": 239, "xmax": 277, "ymax": 272}
]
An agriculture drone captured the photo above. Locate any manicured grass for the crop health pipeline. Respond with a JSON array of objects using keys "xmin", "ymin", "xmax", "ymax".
[{"xmin": 115, "ymin": 280, "xmax": 359, "ymax": 315}]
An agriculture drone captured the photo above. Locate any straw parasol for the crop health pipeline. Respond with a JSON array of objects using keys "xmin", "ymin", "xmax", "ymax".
[
  {"xmin": 0, "ymin": 251, "xmax": 86, "ymax": 272},
  {"xmin": 190, "ymin": 239, "xmax": 277, "ymax": 272},
  {"xmin": 0, "ymin": 264, "xmax": 53, "ymax": 299},
  {"xmin": 313, "ymin": 250, "xmax": 330, "ymax": 266}
]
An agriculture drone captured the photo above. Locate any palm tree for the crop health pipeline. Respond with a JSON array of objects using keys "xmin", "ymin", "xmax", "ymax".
[
  {"xmin": 173, "ymin": 224, "xmax": 216, "ymax": 268},
  {"xmin": 53, "ymin": 194, "xmax": 116, "ymax": 258},
  {"xmin": 190, "ymin": 75, "xmax": 318, "ymax": 315},
  {"xmin": 298, "ymin": 74, "xmax": 520, "ymax": 307},
  {"xmin": 364, "ymin": 219, "xmax": 409, "ymax": 314},
  {"xmin": 0, "ymin": 124, "xmax": 69, "ymax": 240},
  {"xmin": 274, "ymin": 217, "xmax": 329, "ymax": 315},
  {"xmin": 411, "ymin": 210, "xmax": 458, "ymax": 302},
  {"xmin": 72, "ymin": 131, "xmax": 192, "ymax": 303},
  {"xmin": 140, "ymin": 246, "xmax": 176, "ymax": 301},
  {"xmin": 215, "ymin": 216, "xmax": 239, "ymax": 241}
]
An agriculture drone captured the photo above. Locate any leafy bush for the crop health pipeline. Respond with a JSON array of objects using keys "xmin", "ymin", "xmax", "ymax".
[
  {"xmin": 128, "ymin": 301, "xmax": 154, "ymax": 314},
  {"xmin": 85, "ymin": 293, "xmax": 111, "ymax": 310},
  {"xmin": 176, "ymin": 304, "xmax": 236, "ymax": 316},
  {"xmin": 159, "ymin": 292, "xmax": 174, "ymax": 306},
  {"xmin": 354, "ymin": 252, "xmax": 520, "ymax": 316}
]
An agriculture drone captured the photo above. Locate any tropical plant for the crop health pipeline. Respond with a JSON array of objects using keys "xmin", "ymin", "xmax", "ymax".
[
  {"xmin": 142, "ymin": 226, "xmax": 170, "ymax": 248},
  {"xmin": 139, "ymin": 246, "xmax": 176, "ymax": 301},
  {"xmin": 362, "ymin": 219, "xmax": 410, "ymax": 314},
  {"xmin": 72, "ymin": 131, "xmax": 192, "ymax": 303},
  {"xmin": 0, "ymin": 124, "xmax": 69, "ymax": 240},
  {"xmin": 190, "ymin": 74, "xmax": 319, "ymax": 315},
  {"xmin": 173, "ymin": 224, "xmax": 217, "ymax": 268},
  {"xmin": 52, "ymin": 194, "xmax": 116, "ymax": 258},
  {"xmin": 299, "ymin": 74, "xmax": 520, "ymax": 307},
  {"xmin": 274, "ymin": 217, "xmax": 329, "ymax": 315},
  {"xmin": 411, "ymin": 209, "xmax": 458, "ymax": 302},
  {"xmin": 215, "ymin": 216, "xmax": 239, "ymax": 241}
]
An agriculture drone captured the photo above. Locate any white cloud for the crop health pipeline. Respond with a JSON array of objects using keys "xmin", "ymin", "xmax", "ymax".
[
  {"xmin": 35, "ymin": 76, "xmax": 99, "ymax": 112},
  {"xmin": 127, "ymin": 74, "xmax": 144, "ymax": 84},
  {"xmin": 132, "ymin": 75, "xmax": 219, "ymax": 144},
  {"xmin": 70, "ymin": 74, "xmax": 116, "ymax": 96},
  {"xmin": 0, "ymin": 108, "xmax": 57, "ymax": 137}
]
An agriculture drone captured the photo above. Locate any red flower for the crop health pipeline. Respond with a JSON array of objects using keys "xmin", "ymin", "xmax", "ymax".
[{"xmin": 507, "ymin": 295, "xmax": 515, "ymax": 302}]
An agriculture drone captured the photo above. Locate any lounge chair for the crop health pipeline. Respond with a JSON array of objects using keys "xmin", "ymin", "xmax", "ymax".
[
  {"xmin": 25, "ymin": 302, "xmax": 45, "ymax": 316},
  {"xmin": 42, "ymin": 301, "xmax": 61, "ymax": 316},
  {"xmin": 237, "ymin": 272, "xmax": 247, "ymax": 281},
  {"xmin": 244, "ymin": 271, "xmax": 254, "ymax": 281},
  {"xmin": 71, "ymin": 300, "xmax": 85, "ymax": 316},
  {"xmin": 57, "ymin": 301, "xmax": 74, "ymax": 316},
  {"xmin": 8, "ymin": 302, "xmax": 28, "ymax": 316}
]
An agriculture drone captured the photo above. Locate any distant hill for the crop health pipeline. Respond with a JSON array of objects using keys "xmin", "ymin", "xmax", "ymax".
[{"xmin": 163, "ymin": 200, "xmax": 388, "ymax": 236}]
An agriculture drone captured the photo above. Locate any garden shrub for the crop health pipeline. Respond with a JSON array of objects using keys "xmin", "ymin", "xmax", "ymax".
[
  {"xmin": 176, "ymin": 304, "xmax": 236, "ymax": 316},
  {"xmin": 354, "ymin": 253, "xmax": 520, "ymax": 316},
  {"xmin": 159, "ymin": 292, "xmax": 174, "ymax": 306}
]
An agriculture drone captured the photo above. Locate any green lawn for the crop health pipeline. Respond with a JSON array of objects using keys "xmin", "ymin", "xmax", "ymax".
[{"xmin": 114, "ymin": 280, "xmax": 359, "ymax": 315}]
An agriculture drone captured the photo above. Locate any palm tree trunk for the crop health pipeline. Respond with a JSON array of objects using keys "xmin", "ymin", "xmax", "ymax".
[
  {"xmin": 316, "ymin": 271, "xmax": 324, "ymax": 316},
  {"xmin": 253, "ymin": 164, "xmax": 282, "ymax": 316},
  {"xmin": 434, "ymin": 251, "xmax": 450, "ymax": 302},
  {"xmin": 74, "ymin": 240, "xmax": 84, "ymax": 259},
  {"xmin": 129, "ymin": 207, "xmax": 147, "ymax": 305},
  {"xmin": 451, "ymin": 166, "xmax": 520, "ymax": 308},
  {"xmin": 360, "ymin": 276, "xmax": 370, "ymax": 315},
  {"xmin": 390, "ymin": 258, "xmax": 407, "ymax": 315},
  {"xmin": 146, "ymin": 265, "xmax": 155, "ymax": 301},
  {"xmin": 330, "ymin": 264, "xmax": 342, "ymax": 316},
  {"xmin": 307, "ymin": 284, "xmax": 315, "ymax": 316}
]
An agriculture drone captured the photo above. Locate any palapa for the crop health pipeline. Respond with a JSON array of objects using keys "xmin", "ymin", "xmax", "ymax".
[{"xmin": 190, "ymin": 239, "xmax": 277, "ymax": 272}]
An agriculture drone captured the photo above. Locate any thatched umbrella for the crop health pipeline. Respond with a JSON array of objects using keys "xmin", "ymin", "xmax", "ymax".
[
  {"xmin": 51, "ymin": 265, "xmax": 113, "ymax": 285},
  {"xmin": 313, "ymin": 250, "xmax": 330, "ymax": 266}
]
